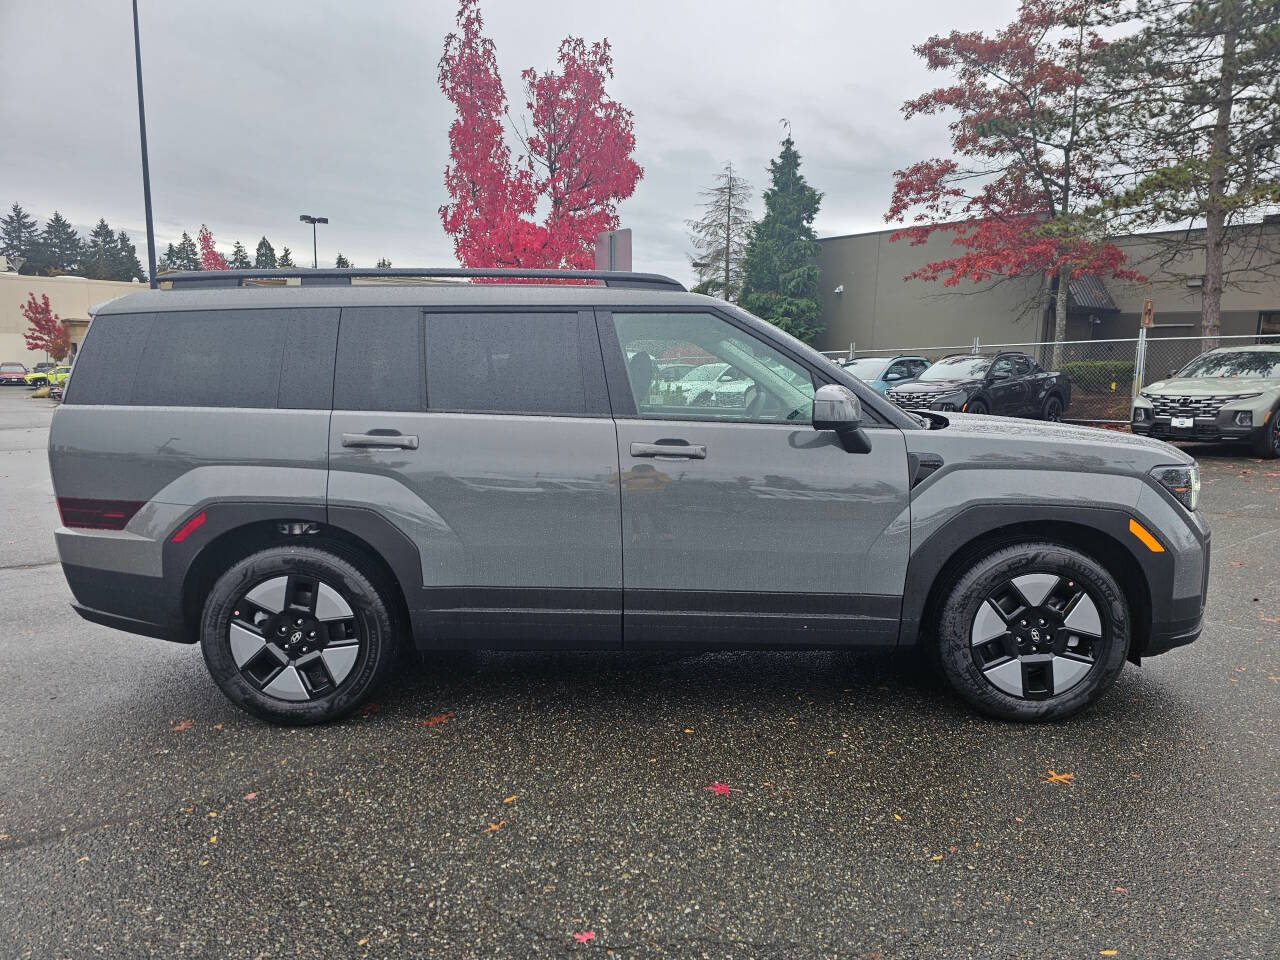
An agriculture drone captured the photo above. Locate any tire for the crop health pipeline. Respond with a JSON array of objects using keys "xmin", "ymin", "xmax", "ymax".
[
  {"xmin": 966, "ymin": 398, "xmax": 989, "ymax": 415},
  {"xmin": 1041, "ymin": 393, "xmax": 1064, "ymax": 422},
  {"xmin": 1250, "ymin": 408, "xmax": 1280, "ymax": 459},
  {"xmin": 200, "ymin": 544, "xmax": 400, "ymax": 725},
  {"xmin": 934, "ymin": 541, "xmax": 1129, "ymax": 722}
]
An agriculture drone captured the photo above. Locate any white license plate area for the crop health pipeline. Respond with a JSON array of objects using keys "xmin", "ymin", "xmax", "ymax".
[{"xmin": 1171, "ymin": 416, "xmax": 1194, "ymax": 429}]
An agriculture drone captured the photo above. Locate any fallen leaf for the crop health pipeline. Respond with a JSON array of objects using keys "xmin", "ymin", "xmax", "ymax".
[
  {"xmin": 209, "ymin": 835, "xmax": 217, "ymax": 844},
  {"xmin": 1114, "ymin": 886, "xmax": 1128, "ymax": 894},
  {"xmin": 243, "ymin": 792, "xmax": 258, "ymax": 801},
  {"xmin": 572, "ymin": 930, "xmax": 595, "ymax": 944},
  {"xmin": 483, "ymin": 819, "xmax": 507, "ymax": 834},
  {"xmin": 1229, "ymin": 561, "xmax": 1246, "ymax": 568},
  {"xmin": 930, "ymin": 854, "xmax": 944, "ymax": 861},
  {"xmin": 1261, "ymin": 615, "xmax": 1280, "ymax": 624},
  {"xmin": 704, "ymin": 782, "xmax": 731, "ymax": 796},
  {"xmin": 683, "ymin": 728, "xmax": 694, "ymax": 734},
  {"xmin": 503, "ymin": 795, "xmax": 517, "ymax": 804},
  {"xmin": 208, "ymin": 811, "xmax": 217, "ymax": 818},
  {"xmin": 1042, "ymin": 769, "xmax": 1075, "ymax": 787},
  {"xmin": 171, "ymin": 719, "xmax": 194, "ymax": 732},
  {"xmin": 213, "ymin": 722, "xmax": 224, "ymax": 730},
  {"xmin": 76, "ymin": 856, "xmax": 88, "ymax": 864},
  {"xmin": 892, "ymin": 813, "xmax": 902, "ymax": 821},
  {"xmin": 1100, "ymin": 951, "xmax": 1118, "ymax": 957},
  {"xmin": 358, "ymin": 938, "xmax": 368, "ymax": 947},
  {"xmin": 422, "ymin": 710, "xmax": 457, "ymax": 728}
]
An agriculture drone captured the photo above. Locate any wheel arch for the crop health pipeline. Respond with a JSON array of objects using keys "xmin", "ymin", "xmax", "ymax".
[
  {"xmin": 904, "ymin": 511, "xmax": 1155, "ymax": 662},
  {"xmin": 171, "ymin": 505, "xmax": 417, "ymax": 642}
]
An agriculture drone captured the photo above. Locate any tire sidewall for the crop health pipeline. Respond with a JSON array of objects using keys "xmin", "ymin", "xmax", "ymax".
[
  {"xmin": 968, "ymin": 398, "xmax": 988, "ymax": 415},
  {"xmin": 1042, "ymin": 395, "xmax": 1063, "ymax": 421},
  {"xmin": 937, "ymin": 543, "xmax": 1130, "ymax": 721},
  {"xmin": 201, "ymin": 546, "xmax": 396, "ymax": 725}
]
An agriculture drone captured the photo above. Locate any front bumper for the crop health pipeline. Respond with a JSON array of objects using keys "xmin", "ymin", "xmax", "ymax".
[{"xmin": 1131, "ymin": 485, "xmax": 1210, "ymax": 660}]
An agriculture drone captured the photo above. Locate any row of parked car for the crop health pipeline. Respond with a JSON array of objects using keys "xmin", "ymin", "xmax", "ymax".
[
  {"xmin": 839, "ymin": 343, "xmax": 1280, "ymax": 458},
  {"xmin": 0, "ymin": 361, "xmax": 73, "ymax": 389}
]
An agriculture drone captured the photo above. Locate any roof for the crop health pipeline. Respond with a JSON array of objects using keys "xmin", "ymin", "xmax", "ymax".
[
  {"xmin": 1067, "ymin": 274, "xmax": 1119, "ymax": 313},
  {"xmin": 92, "ymin": 282, "xmax": 714, "ymax": 316}
]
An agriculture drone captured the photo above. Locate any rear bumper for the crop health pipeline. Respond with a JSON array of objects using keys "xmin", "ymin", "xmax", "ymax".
[{"xmin": 62, "ymin": 563, "xmax": 188, "ymax": 643}]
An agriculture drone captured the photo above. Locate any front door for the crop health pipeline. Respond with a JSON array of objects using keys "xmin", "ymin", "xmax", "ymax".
[
  {"xmin": 327, "ymin": 306, "xmax": 622, "ymax": 648},
  {"xmin": 985, "ymin": 354, "xmax": 1028, "ymax": 415},
  {"xmin": 599, "ymin": 309, "xmax": 912, "ymax": 648}
]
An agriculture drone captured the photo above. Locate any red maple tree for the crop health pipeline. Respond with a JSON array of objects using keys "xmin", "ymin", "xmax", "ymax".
[
  {"xmin": 886, "ymin": 0, "xmax": 1141, "ymax": 352},
  {"xmin": 21, "ymin": 292, "xmax": 71, "ymax": 362},
  {"xmin": 438, "ymin": 0, "xmax": 642, "ymax": 270},
  {"xmin": 198, "ymin": 225, "xmax": 228, "ymax": 271}
]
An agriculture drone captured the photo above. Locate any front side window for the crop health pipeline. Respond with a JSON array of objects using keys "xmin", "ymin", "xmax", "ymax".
[{"xmin": 609, "ymin": 312, "xmax": 814, "ymax": 423}]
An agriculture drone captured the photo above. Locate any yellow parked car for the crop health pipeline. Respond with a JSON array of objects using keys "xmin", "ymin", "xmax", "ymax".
[
  {"xmin": 24, "ymin": 362, "xmax": 58, "ymax": 387},
  {"xmin": 48, "ymin": 365, "xmax": 72, "ymax": 386}
]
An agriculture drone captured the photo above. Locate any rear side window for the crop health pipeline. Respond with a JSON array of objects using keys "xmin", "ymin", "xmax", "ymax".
[
  {"xmin": 334, "ymin": 307, "xmax": 425, "ymax": 412},
  {"xmin": 425, "ymin": 312, "xmax": 602, "ymax": 415},
  {"xmin": 65, "ymin": 308, "xmax": 338, "ymax": 408}
]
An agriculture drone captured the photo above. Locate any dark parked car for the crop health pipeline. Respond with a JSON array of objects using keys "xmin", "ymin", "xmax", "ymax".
[
  {"xmin": 50, "ymin": 268, "xmax": 1206, "ymax": 726},
  {"xmin": 887, "ymin": 352, "xmax": 1071, "ymax": 420},
  {"xmin": 0, "ymin": 362, "xmax": 28, "ymax": 385}
]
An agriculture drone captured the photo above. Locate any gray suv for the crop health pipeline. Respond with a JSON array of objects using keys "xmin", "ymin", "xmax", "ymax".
[{"xmin": 50, "ymin": 268, "xmax": 1210, "ymax": 725}]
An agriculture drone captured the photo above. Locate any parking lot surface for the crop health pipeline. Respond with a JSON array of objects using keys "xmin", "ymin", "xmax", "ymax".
[{"xmin": 0, "ymin": 388, "xmax": 1275, "ymax": 959}]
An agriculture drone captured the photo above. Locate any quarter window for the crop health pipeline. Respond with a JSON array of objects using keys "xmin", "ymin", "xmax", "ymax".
[{"xmin": 609, "ymin": 312, "xmax": 814, "ymax": 423}]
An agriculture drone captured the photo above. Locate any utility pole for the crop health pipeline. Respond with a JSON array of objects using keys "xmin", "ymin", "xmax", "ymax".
[{"xmin": 299, "ymin": 214, "xmax": 328, "ymax": 269}]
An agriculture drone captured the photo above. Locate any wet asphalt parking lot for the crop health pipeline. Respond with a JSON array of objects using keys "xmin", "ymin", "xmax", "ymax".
[{"xmin": 0, "ymin": 388, "xmax": 1275, "ymax": 959}]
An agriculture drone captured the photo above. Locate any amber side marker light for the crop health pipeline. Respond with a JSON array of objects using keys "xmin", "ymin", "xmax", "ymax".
[{"xmin": 1129, "ymin": 518, "xmax": 1165, "ymax": 553}]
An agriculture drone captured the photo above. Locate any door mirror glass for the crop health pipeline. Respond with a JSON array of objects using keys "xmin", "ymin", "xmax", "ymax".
[
  {"xmin": 884, "ymin": 371, "xmax": 903, "ymax": 382},
  {"xmin": 812, "ymin": 384, "xmax": 863, "ymax": 431}
]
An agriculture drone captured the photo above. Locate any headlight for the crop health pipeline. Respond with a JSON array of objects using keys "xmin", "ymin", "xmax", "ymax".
[
  {"xmin": 1151, "ymin": 464, "xmax": 1200, "ymax": 511},
  {"xmin": 1132, "ymin": 407, "xmax": 1148, "ymax": 422},
  {"xmin": 931, "ymin": 391, "xmax": 967, "ymax": 410}
]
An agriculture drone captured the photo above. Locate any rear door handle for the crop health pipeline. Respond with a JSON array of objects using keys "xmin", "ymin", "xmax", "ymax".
[
  {"xmin": 630, "ymin": 441, "xmax": 706, "ymax": 460},
  {"xmin": 341, "ymin": 432, "xmax": 419, "ymax": 450}
]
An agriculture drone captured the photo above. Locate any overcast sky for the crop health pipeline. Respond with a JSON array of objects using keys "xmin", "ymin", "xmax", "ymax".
[{"xmin": 0, "ymin": 0, "xmax": 1017, "ymax": 284}]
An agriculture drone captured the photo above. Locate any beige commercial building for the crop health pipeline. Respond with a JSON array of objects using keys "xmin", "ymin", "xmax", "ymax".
[
  {"xmin": 815, "ymin": 224, "xmax": 1280, "ymax": 354},
  {"xmin": 0, "ymin": 269, "xmax": 141, "ymax": 366}
]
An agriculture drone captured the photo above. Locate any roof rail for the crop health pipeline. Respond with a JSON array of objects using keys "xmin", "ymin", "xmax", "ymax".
[{"xmin": 160, "ymin": 267, "xmax": 686, "ymax": 292}]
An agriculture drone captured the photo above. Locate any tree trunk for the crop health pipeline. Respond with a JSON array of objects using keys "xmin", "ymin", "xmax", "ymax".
[
  {"xmin": 1202, "ymin": 26, "xmax": 1237, "ymax": 348},
  {"xmin": 1051, "ymin": 265, "xmax": 1070, "ymax": 369},
  {"xmin": 724, "ymin": 166, "xmax": 732, "ymax": 302}
]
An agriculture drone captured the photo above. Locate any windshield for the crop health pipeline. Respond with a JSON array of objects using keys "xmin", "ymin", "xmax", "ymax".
[
  {"xmin": 1, "ymin": 364, "xmax": 25, "ymax": 372},
  {"xmin": 1176, "ymin": 350, "xmax": 1280, "ymax": 379},
  {"xmin": 918, "ymin": 356, "xmax": 992, "ymax": 381},
  {"xmin": 843, "ymin": 357, "xmax": 891, "ymax": 379},
  {"xmin": 680, "ymin": 363, "xmax": 730, "ymax": 382}
]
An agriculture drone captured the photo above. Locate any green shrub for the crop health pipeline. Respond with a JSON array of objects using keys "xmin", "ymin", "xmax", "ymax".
[{"xmin": 1059, "ymin": 359, "xmax": 1135, "ymax": 392}]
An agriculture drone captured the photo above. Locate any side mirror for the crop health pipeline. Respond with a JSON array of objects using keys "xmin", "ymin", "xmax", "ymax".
[
  {"xmin": 884, "ymin": 372, "xmax": 903, "ymax": 382},
  {"xmin": 813, "ymin": 384, "xmax": 872, "ymax": 453},
  {"xmin": 813, "ymin": 384, "xmax": 863, "ymax": 430},
  {"xmin": 988, "ymin": 369, "xmax": 1010, "ymax": 381}
]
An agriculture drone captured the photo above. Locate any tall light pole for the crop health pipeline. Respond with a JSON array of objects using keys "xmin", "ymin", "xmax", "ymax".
[
  {"xmin": 132, "ymin": 0, "xmax": 158, "ymax": 287},
  {"xmin": 299, "ymin": 215, "xmax": 328, "ymax": 269}
]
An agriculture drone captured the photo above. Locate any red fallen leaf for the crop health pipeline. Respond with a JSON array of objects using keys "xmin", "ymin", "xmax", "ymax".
[
  {"xmin": 422, "ymin": 710, "xmax": 457, "ymax": 728},
  {"xmin": 704, "ymin": 782, "xmax": 731, "ymax": 796},
  {"xmin": 572, "ymin": 930, "xmax": 595, "ymax": 944},
  {"xmin": 243, "ymin": 792, "xmax": 258, "ymax": 801},
  {"xmin": 1114, "ymin": 885, "xmax": 1128, "ymax": 894},
  {"xmin": 171, "ymin": 719, "xmax": 194, "ymax": 732},
  {"xmin": 1229, "ymin": 561, "xmax": 1246, "ymax": 568}
]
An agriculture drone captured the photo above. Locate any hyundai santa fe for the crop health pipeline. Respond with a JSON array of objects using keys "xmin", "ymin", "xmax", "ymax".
[{"xmin": 49, "ymin": 267, "xmax": 1210, "ymax": 725}]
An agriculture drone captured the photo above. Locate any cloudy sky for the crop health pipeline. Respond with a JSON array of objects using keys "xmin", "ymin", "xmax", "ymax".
[{"xmin": 0, "ymin": 0, "xmax": 1016, "ymax": 283}]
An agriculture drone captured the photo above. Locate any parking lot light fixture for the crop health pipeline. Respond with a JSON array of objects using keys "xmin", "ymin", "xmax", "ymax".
[{"xmin": 298, "ymin": 215, "xmax": 328, "ymax": 269}]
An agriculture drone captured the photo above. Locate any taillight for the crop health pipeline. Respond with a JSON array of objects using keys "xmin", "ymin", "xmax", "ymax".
[{"xmin": 56, "ymin": 497, "xmax": 145, "ymax": 531}]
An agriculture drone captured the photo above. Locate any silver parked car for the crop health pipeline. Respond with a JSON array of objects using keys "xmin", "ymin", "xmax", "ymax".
[{"xmin": 50, "ymin": 267, "xmax": 1208, "ymax": 725}]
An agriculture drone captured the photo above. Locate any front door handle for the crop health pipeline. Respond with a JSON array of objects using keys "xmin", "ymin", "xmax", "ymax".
[
  {"xmin": 341, "ymin": 432, "xmax": 419, "ymax": 450},
  {"xmin": 630, "ymin": 440, "xmax": 706, "ymax": 460}
]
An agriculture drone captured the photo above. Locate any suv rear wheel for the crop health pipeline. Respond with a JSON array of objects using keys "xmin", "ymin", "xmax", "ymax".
[
  {"xmin": 200, "ymin": 545, "xmax": 399, "ymax": 725},
  {"xmin": 934, "ymin": 542, "xmax": 1129, "ymax": 721}
]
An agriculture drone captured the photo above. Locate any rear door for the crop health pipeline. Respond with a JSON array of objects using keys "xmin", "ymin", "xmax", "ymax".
[
  {"xmin": 599, "ymin": 309, "xmax": 911, "ymax": 648},
  {"xmin": 327, "ymin": 306, "xmax": 622, "ymax": 648}
]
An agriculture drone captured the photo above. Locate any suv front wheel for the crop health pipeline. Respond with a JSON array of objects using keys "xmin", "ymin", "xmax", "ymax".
[
  {"xmin": 200, "ymin": 545, "xmax": 400, "ymax": 725},
  {"xmin": 1251, "ymin": 407, "xmax": 1280, "ymax": 459},
  {"xmin": 935, "ymin": 542, "xmax": 1129, "ymax": 721}
]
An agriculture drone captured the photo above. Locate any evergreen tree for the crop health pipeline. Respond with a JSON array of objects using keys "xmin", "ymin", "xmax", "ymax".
[
  {"xmin": 376, "ymin": 257, "xmax": 392, "ymax": 268},
  {"xmin": 277, "ymin": 246, "xmax": 295, "ymax": 268},
  {"xmin": 687, "ymin": 161, "xmax": 754, "ymax": 302},
  {"xmin": 254, "ymin": 236, "xmax": 277, "ymax": 269},
  {"xmin": 229, "ymin": 240, "xmax": 252, "ymax": 269},
  {"xmin": 80, "ymin": 219, "xmax": 119, "ymax": 280},
  {"xmin": 739, "ymin": 132, "xmax": 824, "ymax": 344},
  {"xmin": 115, "ymin": 231, "xmax": 146, "ymax": 282},
  {"xmin": 158, "ymin": 242, "xmax": 179, "ymax": 273},
  {"xmin": 33, "ymin": 211, "xmax": 84, "ymax": 274},
  {"xmin": 174, "ymin": 232, "xmax": 200, "ymax": 271},
  {"xmin": 335, "ymin": 252, "xmax": 351, "ymax": 268},
  {"xmin": 1, "ymin": 202, "xmax": 40, "ymax": 263}
]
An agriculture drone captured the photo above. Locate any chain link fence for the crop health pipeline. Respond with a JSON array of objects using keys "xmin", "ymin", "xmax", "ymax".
[{"xmin": 823, "ymin": 333, "xmax": 1270, "ymax": 424}]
